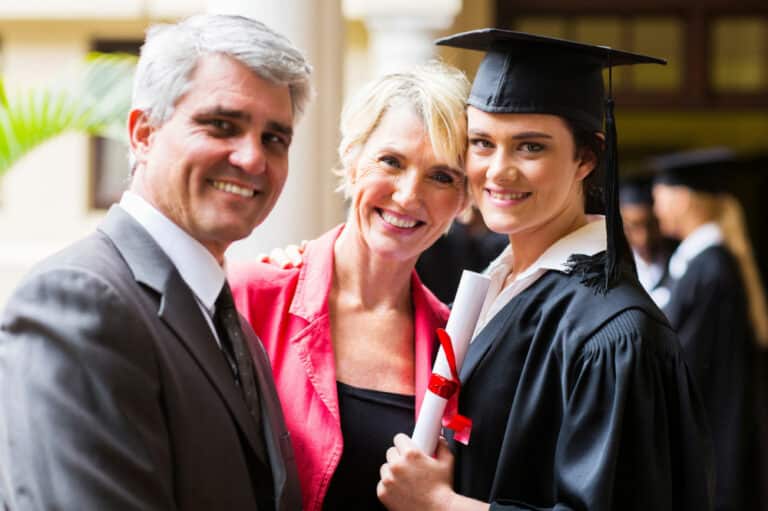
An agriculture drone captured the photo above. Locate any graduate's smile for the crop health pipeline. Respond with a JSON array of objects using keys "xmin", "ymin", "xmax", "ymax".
[{"xmin": 486, "ymin": 188, "xmax": 532, "ymax": 205}]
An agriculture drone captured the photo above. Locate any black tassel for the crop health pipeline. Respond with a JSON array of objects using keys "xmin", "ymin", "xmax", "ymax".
[
  {"xmin": 603, "ymin": 96, "xmax": 621, "ymax": 290},
  {"xmin": 566, "ymin": 252, "xmax": 609, "ymax": 294}
]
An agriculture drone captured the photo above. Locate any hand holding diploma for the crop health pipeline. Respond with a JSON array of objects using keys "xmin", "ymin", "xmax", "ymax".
[{"xmin": 412, "ymin": 270, "xmax": 490, "ymax": 455}]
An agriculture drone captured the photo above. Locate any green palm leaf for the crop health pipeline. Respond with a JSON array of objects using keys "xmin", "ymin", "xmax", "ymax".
[{"xmin": 0, "ymin": 52, "xmax": 136, "ymax": 179}]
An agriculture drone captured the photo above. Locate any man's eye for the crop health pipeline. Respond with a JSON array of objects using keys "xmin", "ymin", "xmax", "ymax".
[
  {"xmin": 206, "ymin": 119, "xmax": 235, "ymax": 133},
  {"xmin": 263, "ymin": 133, "xmax": 290, "ymax": 152}
]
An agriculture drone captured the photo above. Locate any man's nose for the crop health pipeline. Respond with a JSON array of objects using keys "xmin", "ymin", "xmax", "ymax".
[{"xmin": 230, "ymin": 137, "xmax": 266, "ymax": 175}]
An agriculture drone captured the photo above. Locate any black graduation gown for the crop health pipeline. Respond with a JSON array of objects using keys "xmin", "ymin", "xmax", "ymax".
[
  {"xmin": 449, "ymin": 268, "xmax": 715, "ymax": 511},
  {"xmin": 663, "ymin": 245, "xmax": 760, "ymax": 511}
]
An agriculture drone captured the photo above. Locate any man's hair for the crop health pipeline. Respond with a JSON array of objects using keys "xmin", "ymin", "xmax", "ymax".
[
  {"xmin": 335, "ymin": 61, "xmax": 469, "ymax": 198},
  {"xmin": 129, "ymin": 14, "xmax": 313, "ymax": 168}
]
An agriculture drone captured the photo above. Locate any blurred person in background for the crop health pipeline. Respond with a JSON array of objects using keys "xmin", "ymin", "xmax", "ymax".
[
  {"xmin": 619, "ymin": 175, "xmax": 674, "ymax": 306},
  {"xmin": 652, "ymin": 147, "xmax": 768, "ymax": 511},
  {"xmin": 228, "ymin": 62, "xmax": 470, "ymax": 511}
]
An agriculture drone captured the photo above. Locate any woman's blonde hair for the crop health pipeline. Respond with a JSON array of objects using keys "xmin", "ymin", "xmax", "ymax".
[
  {"xmin": 335, "ymin": 61, "xmax": 470, "ymax": 198},
  {"xmin": 691, "ymin": 191, "xmax": 768, "ymax": 347}
]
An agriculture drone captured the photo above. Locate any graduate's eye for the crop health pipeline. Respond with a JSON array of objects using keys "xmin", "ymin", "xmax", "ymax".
[{"xmin": 519, "ymin": 142, "xmax": 544, "ymax": 153}]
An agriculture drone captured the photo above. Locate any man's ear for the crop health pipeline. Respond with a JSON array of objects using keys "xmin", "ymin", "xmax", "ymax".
[{"xmin": 128, "ymin": 109, "xmax": 155, "ymax": 166}]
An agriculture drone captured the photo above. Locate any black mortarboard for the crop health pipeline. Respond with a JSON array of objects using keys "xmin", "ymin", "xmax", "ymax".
[
  {"xmin": 650, "ymin": 147, "xmax": 735, "ymax": 194},
  {"xmin": 620, "ymin": 176, "xmax": 654, "ymax": 206},
  {"xmin": 436, "ymin": 28, "xmax": 667, "ymax": 291}
]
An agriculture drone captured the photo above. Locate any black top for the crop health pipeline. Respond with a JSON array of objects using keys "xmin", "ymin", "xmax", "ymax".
[
  {"xmin": 323, "ymin": 382, "xmax": 415, "ymax": 511},
  {"xmin": 416, "ymin": 221, "xmax": 508, "ymax": 303},
  {"xmin": 449, "ymin": 265, "xmax": 715, "ymax": 510},
  {"xmin": 664, "ymin": 245, "xmax": 761, "ymax": 510}
]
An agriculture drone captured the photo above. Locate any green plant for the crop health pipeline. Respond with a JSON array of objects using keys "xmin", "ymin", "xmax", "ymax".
[{"xmin": 0, "ymin": 52, "xmax": 136, "ymax": 178}]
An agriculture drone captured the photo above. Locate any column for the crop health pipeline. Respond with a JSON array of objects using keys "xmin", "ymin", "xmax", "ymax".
[
  {"xmin": 209, "ymin": 0, "xmax": 345, "ymax": 259},
  {"xmin": 343, "ymin": 0, "xmax": 461, "ymax": 77}
]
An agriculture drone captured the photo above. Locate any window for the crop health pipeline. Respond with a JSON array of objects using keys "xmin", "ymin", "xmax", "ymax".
[
  {"xmin": 498, "ymin": 2, "xmax": 768, "ymax": 108},
  {"xmin": 89, "ymin": 39, "xmax": 140, "ymax": 210}
]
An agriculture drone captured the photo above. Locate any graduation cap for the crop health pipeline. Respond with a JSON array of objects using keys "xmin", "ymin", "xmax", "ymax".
[
  {"xmin": 650, "ymin": 147, "xmax": 736, "ymax": 194},
  {"xmin": 620, "ymin": 176, "xmax": 654, "ymax": 206},
  {"xmin": 436, "ymin": 28, "xmax": 667, "ymax": 290}
]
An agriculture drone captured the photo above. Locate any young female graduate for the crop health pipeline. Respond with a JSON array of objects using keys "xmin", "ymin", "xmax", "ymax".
[
  {"xmin": 377, "ymin": 29, "xmax": 715, "ymax": 511},
  {"xmin": 652, "ymin": 148, "xmax": 768, "ymax": 510}
]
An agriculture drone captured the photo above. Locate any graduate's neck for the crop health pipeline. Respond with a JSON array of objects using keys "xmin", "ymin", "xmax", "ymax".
[
  {"xmin": 506, "ymin": 209, "xmax": 588, "ymax": 280},
  {"xmin": 332, "ymin": 224, "xmax": 414, "ymax": 311}
]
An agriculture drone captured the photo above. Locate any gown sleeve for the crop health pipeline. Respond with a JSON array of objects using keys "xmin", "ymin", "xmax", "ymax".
[{"xmin": 489, "ymin": 309, "xmax": 714, "ymax": 511}]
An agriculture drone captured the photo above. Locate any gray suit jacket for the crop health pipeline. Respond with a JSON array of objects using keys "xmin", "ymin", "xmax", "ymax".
[{"xmin": 0, "ymin": 206, "xmax": 301, "ymax": 510}]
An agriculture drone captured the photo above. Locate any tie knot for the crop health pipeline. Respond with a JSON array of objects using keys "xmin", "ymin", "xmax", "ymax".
[{"xmin": 216, "ymin": 283, "xmax": 236, "ymax": 313}]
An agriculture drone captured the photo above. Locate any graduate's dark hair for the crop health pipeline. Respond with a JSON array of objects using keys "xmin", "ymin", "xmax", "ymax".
[
  {"xmin": 563, "ymin": 118, "xmax": 606, "ymax": 215},
  {"xmin": 562, "ymin": 116, "xmax": 637, "ymax": 292}
]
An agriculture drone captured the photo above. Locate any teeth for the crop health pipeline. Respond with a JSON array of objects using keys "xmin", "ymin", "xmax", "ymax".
[
  {"xmin": 489, "ymin": 190, "xmax": 528, "ymax": 201},
  {"xmin": 380, "ymin": 210, "xmax": 418, "ymax": 229},
  {"xmin": 212, "ymin": 180, "xmax": 254, "ymax": 198}
]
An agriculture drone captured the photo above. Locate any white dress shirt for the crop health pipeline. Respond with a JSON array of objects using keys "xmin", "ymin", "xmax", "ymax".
[
  {"xmin": 474, "ymin": 216, "xmax": 607, "ymax": 336},
  {"xmin": 119, "ymin": 191, "xmax": 225, "ymax": 341}
]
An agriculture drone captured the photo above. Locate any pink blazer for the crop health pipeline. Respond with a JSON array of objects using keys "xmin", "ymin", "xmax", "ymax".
[{"xmin": 229, "ymin": 224, "xmax": 449, "ymax": 511}]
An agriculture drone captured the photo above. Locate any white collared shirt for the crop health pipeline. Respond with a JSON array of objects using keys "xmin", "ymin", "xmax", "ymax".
[
  {"xmin": 668, "ymin": 222, "xmax": 723, "ymax": 280},
  {"xmin": 474, "ymin": 216, "xmax": 607, "ymax": 336},
  {"xmin": 119, "ymin": 191, "xmax": 225, "ymax": 339},
  {"xmin": 634, "ymin": 250, "xmax": 666, "ymax": 292}
]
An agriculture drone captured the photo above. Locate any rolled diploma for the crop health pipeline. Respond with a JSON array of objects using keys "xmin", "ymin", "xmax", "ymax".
[{"xmin": 412, "ymin": 270, "xmax": 491, "ymax": 454}]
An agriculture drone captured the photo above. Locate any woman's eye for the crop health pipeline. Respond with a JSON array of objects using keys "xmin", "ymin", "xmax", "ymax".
[
  {"xmin": 520, "ymin": 142, "xmax": 544, "ymax": 153},
  {"xmin": 379, "ymin": 155, "xmax": 401, "ymax": 168},
  {"xmin": 470, "ymin": 138, "xmax": 493, "ymax": 149},
  {"xmin": 431, "ymin": 171, "xmax": 455, "ymax": 184}
]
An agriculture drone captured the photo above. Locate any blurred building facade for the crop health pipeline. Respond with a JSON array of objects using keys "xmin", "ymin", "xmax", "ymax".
[{"xmin": 1, "ymin": 0, "xmax": 766, "ymax": 304}]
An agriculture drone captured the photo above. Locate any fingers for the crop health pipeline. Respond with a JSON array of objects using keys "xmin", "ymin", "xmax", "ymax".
[
  {"xmin": 284, "ymin": 244, "xmax": 304, "ymax": 268},
  {"xmin": 386, "ymin": 446, "xmax": 398, "ymax": 463},
  {"xmin": 435, "ymin": 437, "xmax": 455, "ymax": 466}
]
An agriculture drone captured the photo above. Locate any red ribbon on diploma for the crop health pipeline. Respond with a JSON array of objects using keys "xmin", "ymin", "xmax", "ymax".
[{"xmin": 428, "ymin": 328, "xmax": 472, "ymax": 445}]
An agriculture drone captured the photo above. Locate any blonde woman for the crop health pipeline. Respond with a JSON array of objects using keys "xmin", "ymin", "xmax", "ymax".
[
  {"xmin": 228, "ymin": 62, "xmax": 469, "ymax": 510},
  {"xmin": 652, "ymin": 147, "xmax": 767, "ymax": 510}
]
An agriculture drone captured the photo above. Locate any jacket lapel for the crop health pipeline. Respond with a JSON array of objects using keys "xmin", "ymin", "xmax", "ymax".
[
  {"xmin": 244, "ymin": 325, "xmax": 301, "ymax": 511},
  {"xmin": 288, "ymin": 226, "xmax": 342, "ymax": 422},
  {"xmin": 98, "ymin": 206, "xmax": 264, "ymax": 458}
]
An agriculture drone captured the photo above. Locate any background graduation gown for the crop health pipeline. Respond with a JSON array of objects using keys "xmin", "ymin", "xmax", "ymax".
[
  {"xmin": 0, "ymin": 207, "xmax": 301, "ymax": 510},
  {"xmin": 664, "ymin": 244, "xmax": 761, "ymax": 511},
  {"xmin": 449, "ymin": 268, "xmax": 715, "ymax": 511}
]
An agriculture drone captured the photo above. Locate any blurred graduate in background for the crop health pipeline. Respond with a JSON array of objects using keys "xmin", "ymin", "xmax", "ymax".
[
  {"xmin": 652, "ymin": 147, "xmax": 768, "ymax": 511},
  {"xmin": 619, "ymin": 175, "xmax": 674, "ymax": 306}
]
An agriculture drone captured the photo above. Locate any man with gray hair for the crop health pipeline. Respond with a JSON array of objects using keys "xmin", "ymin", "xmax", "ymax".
[{"xmin": 0, "ymin": 14, "xmax": 310, "ymax": 510}]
